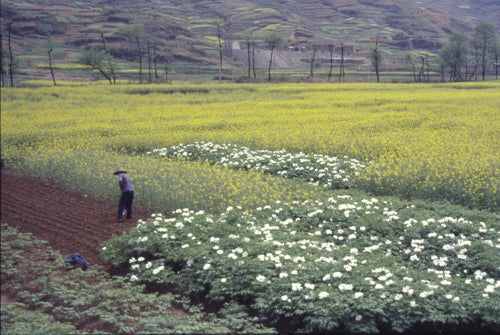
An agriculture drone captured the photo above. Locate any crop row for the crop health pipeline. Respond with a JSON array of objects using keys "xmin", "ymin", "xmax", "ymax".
[
  {"xmin": 101, "ymin": 191, "xmax": 500, "ymax": 333},
  {"xmin": 2, "ymin": 82, "xmax": 498, "ymax": 211},
  {"xmin": 1, "ymin": 223, "xmax": 271, "ymax": 334}
]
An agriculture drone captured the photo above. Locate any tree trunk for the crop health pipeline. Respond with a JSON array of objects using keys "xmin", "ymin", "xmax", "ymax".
[
  {"xmin": 418, "ymin": 55, "xmax": 424, "ymax": 82},
  {"xmin": 154, "ymin": 45, "xmax": 158, "ymax": 83},
  {"xmin": 310, "ymin": 47, "xmax": 316, "ymax": 79},
  {"xmin": 247, "ymin": 41, "xmax": 251, "ymax": 79},
  {"xmin": 339, "ymin": 43, "xmax": 345, "ymax": 82},
  {"xmin": 101, "ymin": 31, "xmax": 115, "ymax": 84},
  {"xmin": 252, "ymin": 41, "xmax": 256, "ymax": 80},
  {"xmin": 98, "ymin": 68, "xmax": 112, "ymax": 84},
  {"xmin": 217, "ymin": 25, "xmax": 222, "ymax": 83},
  {"xmin": 481, "ymin": 41, "xmax": 487, "ymax": 80},
  {"xmin": 136, "ymin": 37, "xmax": 143, "ymax": 83},
  {"xmin": 495, "ymin": 46, "xmax": 499, "ymax": 80},
  {"xmin": 1, "ymin": 31, "xmax": 5, "ymax": 87},
  {"xmin": 147, "ymin": 43, "xmax": 152, "ymax": 83},
  {"xmin": 8, "ymin": 23, "xmax": 15, "ymax": 87},
  {"xmin": 48, "ymin": 48, "xmax": 56, "ymax": 86},
  {"xmin": 474, "ymin": 46, "xmax": 479, "ymax": 81},
  {"xmin": 374, "ymin": 37, "xmax": 380, "ymax": 82},
  {"xmin": 268, "ymin": 43, "xmax": 275, "ymax": 82},
  {"xmin": 425, "ymin": 54, "xmax": 430, "ymax": 82},
  {"xmin": 328, "ymin": 47, "xmax": 334, "ymax": 82}
]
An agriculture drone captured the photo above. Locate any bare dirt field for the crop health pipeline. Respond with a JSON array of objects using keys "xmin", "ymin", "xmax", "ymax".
[{"xmin": 1, "ymin": 172, "xmax": 149, "ymax": 268}]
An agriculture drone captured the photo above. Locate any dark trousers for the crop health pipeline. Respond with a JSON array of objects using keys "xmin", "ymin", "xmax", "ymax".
[{"xmin": 118, "ymin": 190, "xmax": 134, "ymax": 219}]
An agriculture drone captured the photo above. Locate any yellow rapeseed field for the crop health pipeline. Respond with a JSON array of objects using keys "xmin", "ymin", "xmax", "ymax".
[{"xmin": 1, "ymin": 81, "xmax": 498, "ymax": 211}]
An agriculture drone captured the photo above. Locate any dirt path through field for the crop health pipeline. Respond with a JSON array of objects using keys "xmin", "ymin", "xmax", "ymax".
[{"xmin": 1, "ymin": 172, "xmax": 150, "ymax": 268}]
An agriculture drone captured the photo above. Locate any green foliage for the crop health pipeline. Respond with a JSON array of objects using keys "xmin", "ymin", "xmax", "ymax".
[
  {"xmin": 1, "ymin": 303, "xmax": 79, "ymax": 335},
  {"xmin": 77, "ymin": 46, "xmax": 114, "ymax": 83},
  {"xmin": 101, "ymin": 192, "xmax": 500, "ymax": 334},
  {"xmin": 1, "ymin": 223, "xmax": 268, "ymax": 334},
  {"xmin": 439, "ymin": 33, "xmax": 468, "ymax": 81}
]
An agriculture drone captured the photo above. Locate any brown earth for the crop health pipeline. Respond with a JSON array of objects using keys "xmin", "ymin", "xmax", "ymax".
[{"xmin": 0, "ymin": 172, "xmax": 150, "ymax": 268}]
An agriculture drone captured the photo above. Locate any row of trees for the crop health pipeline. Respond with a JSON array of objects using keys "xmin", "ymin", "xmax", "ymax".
[
  {"xmin": 77, "ymin": 23, "xmax": 173, "ymax": 85},
  {"xmin": 220, "ymin": 27, "xmax": 349, "ymax": 83},
  {"xmin": 1, "ymin": 19, "xmax": 498, "ymax": 86},
  {"xmin": 227, "ymin": 20, "xmax": 498, "ymax": 83},
  {"xmin": 437, "ymin": 22, "xmax": 499, "ymax": 82},
  {"xmin": 398, "ymin": 21, "xmax": 499, "ymax": 83}
]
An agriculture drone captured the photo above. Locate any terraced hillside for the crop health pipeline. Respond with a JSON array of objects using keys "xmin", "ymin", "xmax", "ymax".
[
  {"xmin": 0, "ymin": 0, "xmax": 481, "ymax": 81},
  {"xmin": 419, "ymin": 0, "xmax": 500, "ymax": 32}
]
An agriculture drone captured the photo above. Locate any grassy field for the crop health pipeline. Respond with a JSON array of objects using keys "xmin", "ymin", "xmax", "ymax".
[{"xmin": 1, "ymin": 81, "xmax": 499, "ymax": 333}]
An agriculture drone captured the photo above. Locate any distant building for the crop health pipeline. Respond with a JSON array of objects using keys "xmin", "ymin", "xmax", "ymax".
[
  {"xmin": 312, "ymin": 44, "xmax": 335, "ymax": 52},
  {"xmin": 221, "ymin": 38, "xmax": 359, "ymax": 68},
  {"xmin": 296, "ymin": 43, "xmax": 356, "ymax": 54},
  {"xmin": 336, "ymin": 44, "xmax": 356, "ymax": 54},
  {"xmin": 222, "ymin": 40, "xmax": 240, "ymax": 57}
]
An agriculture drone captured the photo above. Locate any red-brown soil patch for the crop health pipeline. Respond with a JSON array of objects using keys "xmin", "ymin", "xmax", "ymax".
[{"xmin": 0, "ymin": 172, "xmax": 149, "ymax": 268}]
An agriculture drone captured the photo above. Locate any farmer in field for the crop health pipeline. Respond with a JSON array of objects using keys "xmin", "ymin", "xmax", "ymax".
[{"xmin": 114, "ymin": 167, "xmax": 134, "ymax": 222}]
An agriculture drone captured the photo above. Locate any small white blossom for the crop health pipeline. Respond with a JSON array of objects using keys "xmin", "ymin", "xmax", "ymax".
[
  {"xmin": 152, "ymin": 265, "xmax": 164, "ymax": 275},
  {"xmin": 318, "ymin": 291, "xmax": 330, "ymax": 299},
  {"xmin": 339, "ymin": 283, "xmax": 353, "ymax": 291},
  {"xmin": 256, "ymin": 275, "xmax": 266, "ymax": 282},
  {"xmin": 333, "ymin": 272, "xmax": 343, "ymax": 278}
]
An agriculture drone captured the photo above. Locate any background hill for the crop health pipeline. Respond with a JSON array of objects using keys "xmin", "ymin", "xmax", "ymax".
[
  {"xmin": 418, "ymin": 0, "xmax": 500, "ymax": 32},
  {"xmin": 1, "ymin": 0, "xmax": 494, "ymax": 82}
]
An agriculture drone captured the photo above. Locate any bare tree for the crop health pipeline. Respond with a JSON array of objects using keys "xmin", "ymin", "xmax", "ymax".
[
  {"xmin": 100, "ymin": 31, "xmax": 116, "ymax": 84},
  {"xmin": 7, "ymin": 22, "xmax": 15, "ymax": 87},
  {"xmin": 494, "ymin": 41, "xmax": 500, "ymax": 80},
  {"xmin": 241, "ymin": 30, "xmax": 255, "ymax": 80},
  {"xmin": 310, "ymin": 44, "xmax": 317, "ymax": 79},
  {"xmin": 123, "ymin": 24, "xmax": 144, "ymax": 83},
  {"xmin": 164, "ymin": 54, "xmax": 173, "ymax": 84},
  {"xmin": 469, "ymin": 43, "xmax": 479, "ymax": 81},
  {"xmin": 418, "ymin": 53, "xmax": 430, "ymax": 82},
  {"xmin": 369, "ymin": 33, "xmax": 383, "ymax": 82},
  {"xmin": 328, "ymin": 44, "xmax": 334, "ymax": 82},
  {"xmin": 211, "ymin": 19, "xmax": 223, "ymax": 82},
  {"xmin": 153, "ymin": 45, "xmax": 159, "ymax": 82},
  {"xmin": 47, "ymin": 39, "xmax": 56, "ymax": 86},
  {"xmin": 263, "ymin": 30, "xmax": 283, "ymax": 82},
  {"xmin": 147, "ymin": 42, "xmax": 152, "ymax": 82},
  {"xmin": 338, "ymin": 42, "xmax": 345, "ymax": 82},
  {"xmin": 252, "ymin": 36, "xmax": 257, "ymax": 80},
  {"xmin": 405, "ymin": 53, "xmax": 417, "ymax": 82},
  {"xmin": 0, "ymin": 31, "xmax": 5, "ymax": 87},
  {"xmin": 473, "ymin": 21, "xmax": 497, "ymax": 80}
]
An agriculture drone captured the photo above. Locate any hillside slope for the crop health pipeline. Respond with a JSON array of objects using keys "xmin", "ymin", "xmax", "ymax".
[
  {"xmin": 419, "ymin": 0, "xmax": 500, "ymax": 32},
  {"xmin": 0, "ymin": 0, "xmax": 482, "ymax": 80}
]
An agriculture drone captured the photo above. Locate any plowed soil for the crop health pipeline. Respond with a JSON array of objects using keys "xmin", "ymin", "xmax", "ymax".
[{"xmin": 1, "ymin": 172, "xmax": 149, "ymax": 268}]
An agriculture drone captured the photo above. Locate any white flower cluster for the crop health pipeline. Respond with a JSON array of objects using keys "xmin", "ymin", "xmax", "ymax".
[
  {"xmin": 124, "ymin": 192, "xmax": 498, "ymax": 308},
  {"xmin": 149, "ymin": 142, "xmax": 367, "ymax": 189}
]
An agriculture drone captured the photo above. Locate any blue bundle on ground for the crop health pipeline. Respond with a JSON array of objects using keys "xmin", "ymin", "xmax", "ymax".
[{"xmin": 64, "ymin": 253, "xmax": 89, "ymax": 270}]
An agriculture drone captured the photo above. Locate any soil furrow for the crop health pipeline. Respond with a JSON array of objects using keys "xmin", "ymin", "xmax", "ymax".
[{"xmin": 1, "ymin": 172, "xmax": 149, "ymax": 268}]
